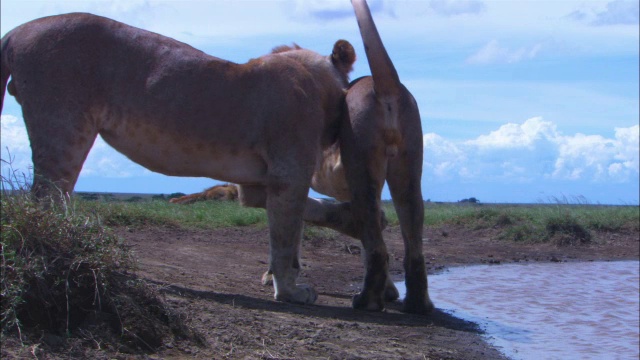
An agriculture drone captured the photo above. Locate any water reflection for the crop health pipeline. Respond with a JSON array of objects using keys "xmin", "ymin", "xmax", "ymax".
[{"xmin": 397, "ymin": 261, "xmax": 640, "ymax": 360}]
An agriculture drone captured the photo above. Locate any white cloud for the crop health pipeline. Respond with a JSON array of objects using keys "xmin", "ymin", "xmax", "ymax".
[
  {"xmin": 1, "ymin": 115, "xmax": 32, "ymax": 178},
  {"xmin": 467, "ymin": 117, "xmax": 558, "ymax": 149},
  {"xmin": 552, "ymin": 125, "xmax": 640, "ymax": 182},
  {"xmin": 423, "ymin": 117, "xmax": 639, "ymax": 184},
  {"xmin": 466, "ymin": 39, "xmax": 543, "ymax": 65},
  {"xmin": 423, "ymin": 133, "xmax": 467, "ymax": 179},
  {"xmin": 81, "ymin": 137, "xmax": 152, "ymax": 178}
]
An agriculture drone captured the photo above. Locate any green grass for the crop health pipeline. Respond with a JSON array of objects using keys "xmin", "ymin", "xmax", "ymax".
[
  {"xmin": 80, "ymin": 197, "xmax": 637, "ymax": 246},
  {"xmin": 13, "ymin": 190, "xmax": 635, "ymax": 245},
  {"xmin": 423, "ymin": 202, "xmax": 639, "ymax": 244},
  {"xmin": 76, "ymin": 198, "xmax": 268, "ymax": 229}
]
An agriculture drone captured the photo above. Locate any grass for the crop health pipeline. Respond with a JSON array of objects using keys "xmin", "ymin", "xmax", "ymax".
[
  {"xmin": 423, "ymin": 202, "xmax": 639, "ymax": 245},
  {"xmin": 76, "ymin": 196, "xmax": 638, "ymax": 246},
  {"xmin": 76, "ymin": 198, "xmax": 268, "ymax": 229},
  {"xmin": 1, "ymin": 180, "xmax": 196, "ymax": 352}
]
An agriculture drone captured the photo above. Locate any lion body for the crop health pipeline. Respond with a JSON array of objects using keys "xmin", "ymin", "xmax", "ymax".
[
  {"xmin": 307, "ymin": 0, "xmax": 433, "ymax": 313},
  {"xmin": 0, "ymin": 12, "xmax": 355, "ymax": 305}
]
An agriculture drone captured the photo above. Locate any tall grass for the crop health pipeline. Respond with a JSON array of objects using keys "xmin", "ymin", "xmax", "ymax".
[
  {"xmin": 1, "ymin": 171, "xmax": 193, "ymax": 351},
  {"xmin": 1, "ymin": 190, "xmax": 134, "ymax": 338}
]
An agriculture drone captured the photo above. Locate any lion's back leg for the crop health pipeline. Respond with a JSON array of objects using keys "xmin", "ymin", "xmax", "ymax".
[
  {"xmin": 386, "ymin": 98, "xmax": 433, "ymax": 314},
  {"xmin": 21, "ymin": 104, "xmax": 98, "ymax": 197},
  {"xmin": 339, "ymin": 117, "xmax": 392, "ymax": 311}
]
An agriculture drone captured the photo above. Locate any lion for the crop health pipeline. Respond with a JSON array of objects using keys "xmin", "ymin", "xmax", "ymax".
[
  {"xmin": 246, "ymin": 0, "xmax": 434, "ymax": 314},
  {"xmin": 169, "ymin": 184, "xmax": 238, "ymax": 204},
  {"xmin": 322, "ymin": 0, "xmax": 433, "ymax": 314},
  {"xmin": 0, "ymin": 12, "xmax": 356, "ymax": 305}
]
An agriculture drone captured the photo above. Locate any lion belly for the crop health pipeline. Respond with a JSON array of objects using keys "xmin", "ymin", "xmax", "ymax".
[{"xmin": 99, "ymin": 119, "xmax": 267, "ymax": 184}]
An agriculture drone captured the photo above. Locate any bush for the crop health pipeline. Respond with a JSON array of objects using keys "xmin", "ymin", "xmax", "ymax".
[
  {"xmin": 545, "ymin": 214, "xmax": 591, "ymax": 246},
  {"xmin": 1, "ymin": 190, "xmax": 196, "ymax": 352}
]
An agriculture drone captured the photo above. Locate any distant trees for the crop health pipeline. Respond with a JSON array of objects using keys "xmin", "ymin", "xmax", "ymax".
[{"xmin": 458, "ymin": 197, "xmax": 480, "ymax": 204}]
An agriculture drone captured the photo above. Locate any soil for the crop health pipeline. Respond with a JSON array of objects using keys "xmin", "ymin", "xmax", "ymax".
[{"xmin": 3, "ymin": 223, "xmax": 638, "ymax": 359}]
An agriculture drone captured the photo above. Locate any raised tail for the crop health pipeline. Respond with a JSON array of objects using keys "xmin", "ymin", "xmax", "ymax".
[{"xmin": 351, "ymin": 0, "xmax": 402, "ymax": 156}]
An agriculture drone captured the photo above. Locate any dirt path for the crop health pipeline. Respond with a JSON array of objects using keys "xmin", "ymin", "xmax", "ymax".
[{"xmin": 110, "ymin": 223, "xmax": 638, "ymax": 359}]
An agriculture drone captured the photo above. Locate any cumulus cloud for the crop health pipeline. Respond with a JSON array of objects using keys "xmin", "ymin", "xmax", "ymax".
[
  {"xmin": 429, "ymin": 0, "xmax": 486, "ymax": 17},
  {"xmin": 423, "ymin": 117, "xmax": 640, "ymax": 184},
  {"xmin": 467, "ymin": 39, "xmax": 543, "ymax": 65},
  {"xmin": 552, "ymin": 125, "xmax": 640, "ymax": 182}
]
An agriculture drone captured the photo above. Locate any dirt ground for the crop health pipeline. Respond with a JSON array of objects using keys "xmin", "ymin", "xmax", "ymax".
[
  {"xmin": 121, "ymin": 223, "xmax": 638, "ymax": 359},
  {"xmin": 4, "ymin": 222, "xmax": 638, "ymax": 359}
]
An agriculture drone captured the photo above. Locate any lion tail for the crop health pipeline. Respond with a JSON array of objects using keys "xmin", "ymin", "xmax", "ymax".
[
  {"xmin": 0, "ymin": 33, "xmax": 11, "ymax": 114},
  {"xmin": 351, "ymin": 0, "xmax": 402, "ymax": 156}
]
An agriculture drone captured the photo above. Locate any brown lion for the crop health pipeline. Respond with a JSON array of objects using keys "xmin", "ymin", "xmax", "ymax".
[
  {"xmin": 169, "ymin": 184, "xmax": 238, "ymax": 204},
  {"xmin": 319, "ymin": 0, "xmax": 432, "ymax": 314},
  {"xmin": 0, "ymin": 12, "xmax": 356, "ymax": 305},
  {"xmin": 248, "ymin": 0, "xmax": 434, "ymax": 314}
]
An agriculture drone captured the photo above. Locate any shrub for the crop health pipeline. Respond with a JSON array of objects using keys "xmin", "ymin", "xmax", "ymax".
[
  {"xmin": 1, "ymin": 190, "xmax": 196, "ymax": 352},
  {"xmin": 545, "ymin": 214, "xmax": 591, "ymax": 246}
]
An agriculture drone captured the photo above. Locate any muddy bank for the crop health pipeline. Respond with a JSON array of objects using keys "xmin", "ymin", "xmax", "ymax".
[
  {"xmin": 3, "ymin": 223, "xmax": 637, "ymax": 359},
  {"xmin": 121, "ymin": 224, "xmax": 637, "ymax": 359}
]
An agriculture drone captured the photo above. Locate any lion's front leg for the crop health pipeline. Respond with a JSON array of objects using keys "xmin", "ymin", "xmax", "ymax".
[{"xmin": 265, "ymin": 182, "xmax": 318, "ymax": 305}]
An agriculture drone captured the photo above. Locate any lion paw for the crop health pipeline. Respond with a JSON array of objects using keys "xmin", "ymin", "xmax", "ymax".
[
  {"xmin": 384, "ymin": 281, "xmax": 400, "ymax": 302},
  {"xmin": 275, "ymin": 284, "xmax": 318, "ymax": 305},
  {"xmin": 352, "ymin": 292, "xmax": 385, "ymax": 312},
  {"xmin": 402, "ymin": 295, "xmax": 434, "ymax": 315}
]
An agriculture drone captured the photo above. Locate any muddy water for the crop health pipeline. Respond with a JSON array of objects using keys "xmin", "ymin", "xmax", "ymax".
[{"xmin": 397, "ymin": 261, "xmax": 639, "ymax": 360}]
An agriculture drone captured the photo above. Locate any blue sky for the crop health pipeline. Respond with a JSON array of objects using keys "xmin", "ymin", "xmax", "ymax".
[{"xmin": 1, "ymin": 0, "xmax": 638, "ymax": 204}]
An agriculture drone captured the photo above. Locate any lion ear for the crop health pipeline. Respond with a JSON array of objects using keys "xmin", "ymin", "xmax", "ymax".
[{"xmin": 331, "ymin": 39, "xmax": 356, "ymax": 76}]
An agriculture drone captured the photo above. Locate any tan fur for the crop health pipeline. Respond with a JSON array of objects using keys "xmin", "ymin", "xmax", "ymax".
[
  {"xmin": 308, "ymin": 0, "xmax": 433, "ymax": 313},
  {"xmin": 0, "ymin": 13, "xmax": 356, "ymax": 305},
  {"xmin": 252, "ymin": 0, "xmax": 434, "ymax": 314},
  {"xmin": 230, "ymin": 1, "xmax": 433, "ymax": 313},
  {"xmin": 169, "ymin": 184, "xmax": 238, "ymax": 204}
]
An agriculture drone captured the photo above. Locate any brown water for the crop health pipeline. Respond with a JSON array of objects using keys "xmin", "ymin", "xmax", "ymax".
[{"xmin": 398, "ymin": 261, "xmax": 639, "ymax": 360}]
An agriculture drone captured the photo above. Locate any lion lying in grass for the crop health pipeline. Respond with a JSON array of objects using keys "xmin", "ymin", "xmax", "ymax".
[{"xmin": 169, "ymin": 184, "xmax": 238, "ymax": 204}]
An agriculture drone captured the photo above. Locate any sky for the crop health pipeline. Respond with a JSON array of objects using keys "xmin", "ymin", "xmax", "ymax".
[{"xmin": 1, "ymin": 0, "xmax": 638, "ymax": 204}]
